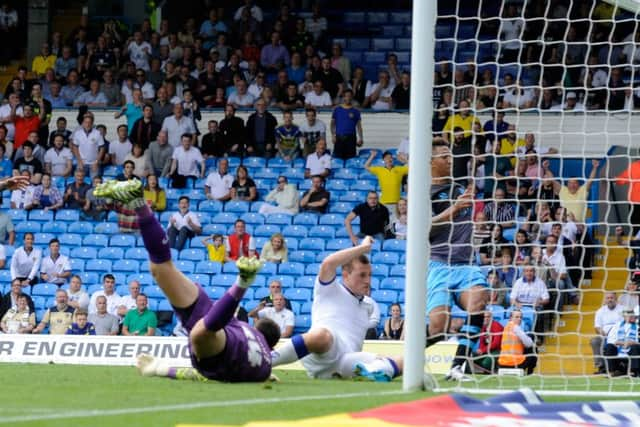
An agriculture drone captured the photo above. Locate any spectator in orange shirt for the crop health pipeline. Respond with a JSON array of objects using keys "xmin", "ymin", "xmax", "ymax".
[
  {"xmin": 9, "ymin": 99, "xmax": 46, "ymax": 152},
  {"xmin": 616, "ymin": 159, "xmax": 640, "ymax": 235}
]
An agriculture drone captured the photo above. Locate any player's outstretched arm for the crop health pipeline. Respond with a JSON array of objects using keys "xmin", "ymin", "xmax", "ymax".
[{"xmin": 318, "ymin": 236, "xmax": 374, "ymax": 283}]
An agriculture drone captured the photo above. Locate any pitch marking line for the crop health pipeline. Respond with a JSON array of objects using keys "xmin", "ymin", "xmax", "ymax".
[{"xmin": 0, "ymin": 390, "xmax": 407, "ymax": 424}]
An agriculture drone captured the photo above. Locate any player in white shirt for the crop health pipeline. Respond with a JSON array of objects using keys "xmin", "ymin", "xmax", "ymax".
[{"xmin": 270, "ymin": 237, "xmax": 403, "ymax": 381}]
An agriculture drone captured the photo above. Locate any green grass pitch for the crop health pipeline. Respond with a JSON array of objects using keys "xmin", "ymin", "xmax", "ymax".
[{"xmin": 1, "ymin": 364, "xmax": 638, "ymax": 427}]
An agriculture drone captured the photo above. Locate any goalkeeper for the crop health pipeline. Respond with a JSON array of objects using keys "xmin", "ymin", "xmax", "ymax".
[
  {"xmin": 93, "ymin": 179, "xmax": 281, "ymax": 382},
  {"xmin": 427, "ymin": 140, "xmax": 488, "ymax": 380}
]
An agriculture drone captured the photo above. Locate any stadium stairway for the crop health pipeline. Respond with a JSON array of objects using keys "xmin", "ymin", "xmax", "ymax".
[{"xmin": 538, "ymin": 238, "xmax": 629, "ymax": 376}]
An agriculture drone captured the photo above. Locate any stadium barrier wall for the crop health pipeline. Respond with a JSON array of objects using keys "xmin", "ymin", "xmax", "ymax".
[
  {"xmin": 0, "ymin": 334, "xmax": 457, "ymax": 374},
  {"xmin": 50, "ymin": 109, "xmax": 636, "ymax": 157}
]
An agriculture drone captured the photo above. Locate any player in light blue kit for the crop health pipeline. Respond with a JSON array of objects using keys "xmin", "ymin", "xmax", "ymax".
[{"xmin": 427, "ymin": 140, "xmax": 488, "ymax": 381}]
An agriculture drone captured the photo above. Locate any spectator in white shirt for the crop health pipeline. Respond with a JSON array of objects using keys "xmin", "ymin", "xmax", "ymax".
[
  {"xmin": 168, "ymin": 133, "xmax": 205, "ymax": 189},
  {"xmin": 227, "ymin": 80, "xmax": 256, "ymax": 108},
  {"xmin": 10, "ymin": 232, "xmax": 42, "ymax": 286},
  {"xmin": 591, "ymin": 292, "xmax": 624, "ymax": 374},
  {"xmin": 299, "ymin": 108, "xmax": 327, "ymax": 156},
  {"xmin": 44, "ymin": 134, "xmax": 73, "ymax": 177},
  {"xmin": 116, "ymin": 280, "xmax": 141, "ymax": 321},
  {"xmin": 127, "ymin": 31, "xmax": 151, "ymax": 71},
  {"xmin": 259, "ymin": 176, "xmax": 299, "ymax": 215},
  {"xmin": 66, "ymin": 275, "xmax": 90, "ymax": 311},
  {"xmin": 204, "ymin": 157, "xmax": 233, "ymax": 201},
  {"xmin": 233, "ymin": 0, "xmax": 263, "ymax": 22},
  {"xmin": 39, "ymin": 238, "xmax": 71, "ymax": 285},
  {"xmin": 167, "ymin": 196, "xmax": 202, "ymax": 251},
  {"xmin": 365, "ymin": 70, "xmax": 395, "ymax": 110},
  {"xmin": 510, "ymin": 265, "xmax": 550, "ymax": 309},
  {"xmin": 10, "ymin": 170, "xmax": 36, "ymax": 209},
  {"xmin": 161, "ymin": 103, "xmax": 197, "ymax": 148},
  {"xmin": 109, "ymin": 124, "xmax": 133, "ymax": 166},
  {"xmin": 133, "ymin": 69, "xmax": 156, "ymax": 102},
  {"xmin": 498, "ymin": 4, "xmax": 524, "ymax": 63},
  {"xmin": 304, "ymin": 138, "xmax": 331, "ymax": 178},
  {"xmin": 249, "ymin": 294, "xmax": 294, "ymax": 338},
  {"xmin": 304, "ymin": 80, "xmax": 332, "ymax": 108},
  {"xmin": 88, "ymin": 274, "xmax": 121, "ymax": 315},
  {"xmin": 70, "ymin": 114, "xmax": 105, "ymax": 178}
]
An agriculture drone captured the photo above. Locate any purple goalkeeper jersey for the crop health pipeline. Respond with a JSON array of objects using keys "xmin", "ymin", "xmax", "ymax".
[{"xmin": 174, "ymin": 282, "xmax": 272, "ymax": 382}]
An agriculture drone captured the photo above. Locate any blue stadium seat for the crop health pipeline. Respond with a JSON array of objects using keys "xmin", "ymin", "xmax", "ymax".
[
  {"xmin": 383, "ymin": 239, "xmax": 406, "ymax": 253},
  {"xmin": 330, "ymin": 158, "xmax": 345, "ymax": 169},
  {"xmin": 28, "ymin": 210, "xmax": 54, "ymax": 222},
  {"xmin": 326, "ymin": 179, "xmax": 350, "ymax": 192},
  {"xmin": 157, "ymin": 299, "xmax": 173, "ymax": 312},
  {"xmin": 394, "ymin": 52, "xmax": 410, "ymax": 63},
  {"xmin": 55, "ymin": 209, "xmax": 80, "ymax": 222},
  {"xmin": 222, "ymin": 262, "xmax": 239, "ymax": 274},
  {"xmin": 179, "ymin": 249, "xmax": 205, "ymax": 262},
  {"xmin": 390, "ymin": 11, "xmax": 411, "ymax": 24},
  {"xmin": 334, "ymin": 168, "xmax": 360, "ymax": 180},
  {"xmin": 240, "ymin": 212, "xmax": 265, "ymax": 226},
  {"xmin": 174, "ymin": 260, "xmax": 194, "ymax": 274},
  {"xmin": 244, "ymin": 156, "xmax": 267, "ymax": 168},
  {"xmin": 325, "ymin": 238, "xmax": 351, "ymax": 251},
  {"xmin": 284, "ymin": 288, "xmax": 311, "ymax": 302},
  {"xmin": 289, "ymin": 250, "xmax": 316, "ymax": 264},
  {"xmin": 125, "ymin": 247, "xmax": 148, "ymax": 261},
  {"xmin": 41, "ymin": 221, "xmax": 68, "ymax": 234},
  {"xmin": 363, "ymin": 51, "xmax": 386, "ymax": 64},
  {"xmin": 70, "ymin": 258, "xmax": 85, "ymax": 272},
  {"xmin": 372, "ymin": 252, "xmax": 400, "ymax": 266},
  {"xmin": 225, "ymin": 200, "xmax": 250, "ymax": 213},
  {"xmin": 381, "ymin": 25, "xmax": 404, "ymax": 37},
  {"xmin": 294, "ymin": 315, "xmax": 311, "ymax": 333},
  {"xmin": 68, "ymin": 221, "xmax": 93, "ymax": 234},
  {"xmin": 283, "ymin": 237, "xmax": 298, "ymax": 251},
  {"xmin": 202, "ymin": 223, "xmax": 228, "ymax": 235},
  {"xmin": 144, "ymin": 285, "xmax": 165, "ymax": 299},
  {"xmin": 15, "ymin": 221, "xmax": 41, "ymax": 234},
  {"xmin": 253, "ymin": 287, "xmax": 270, "ymax": 300},
  {"xmin": 254, "ymin": 167, "xmax": 280, "ymax": 179},
  {"xmin": 109, "ymin": 234, "xmax": 137, "ymax": 247},
  {"xmin": 299, "ymin": 238, "xmax": 325, "ymax": 251},
  {"xmin": 278, "ymin": 262, "xmax": 305, "ymax": 276},
  {"xmin": 380, "ymin": 277, "xmax": 405, "ymax": 291},
  {"xmin": 32, "ymin": 296, "xmax": 47, "ymax": 310},
  {"xmin": 102, "ymin": 165, "xmax": 121, "ymax": 177},
  {"xmin": 319, "ymin": 214, "xmax": 343, "ymax": 226},
  {"xmin": 282, "ymin": 225, "xmax": 307, "ymax": 238},
  {"xmin": 113, "ymin": 259, "xmax": 139, "ymax": 273},
  {"xmin": 212, "ymin": 212, "xmax": 238, "ymax": 224},
  {"xmin": 71, "ymin": 247, "xmax": 98, "ymax": 260},
  {"xmin": 343, "ymin": 50, "xmax": 362, "ymax": 64},
  {"xmin": 126, "ymin": 273, "xmax": 153, "ymax": 286},
  {"xmin": 339, "ymin": 191, "xmax": 366, "ymax": 202},
  {"xmin": 347, "ymin": 38, "xmax": 370, "ymax": 50},
  {"xmin": 187, "ymin": 273, "xmax": 211, "ymax": 287},
  {"xmin": 195, "ymin": 261, "xmax": 223, "ymax": 275},
  {"xmin": 267, "ymin": 157, "xmax": 291, "ymax": 169},
  {"xmin": 210, "ymin": 274, "xmax": 236, "ymax": 287},
  {"xmin": 371, "ymin": 264, "xmax": 389, "ymax": 278},
  {"xmin": 86, "ymin": 259, "xmax": 113, "ymax": 272},
  {"xmin": 203, "ymin": 286, "xmax": 226, "ymax": 300},
  {"xmin": 304, "ymin": 263, "xmax": 320, "ymax": 275},
  {"xmin": 252, "ymin": 276, "xmax": 266, "ymax": 288},
  {"xmin": 292, "ymin": 213, "xmax": 318, "ymax": 226},
  {"xmin": 198, "ymin": 199, "xmax": 223, "ymax": 213},
  {"xmin": 98, "ymin": 247, "xmax": 124, "ymax": 260},
  {"xmin": 267, "ymin": 275, "xmax": 294, "ymax": 289},
  {"xmin": 345, "ymin": 157, "xmax": 366, "ymax": 169},
  {"xmin": 372, "ymin": 289, "xmax": 398, "ymax": 304},
  {"xmin": 344, "ymin": 11, "xmax": 366, "ymax": 24},
  {"xmin": 390, "ymin": 264, "xmax": 406, "ymax": 277},
  {"xmin": 0, "ymin": 270, "xmax": 11, "ymax": 284},
  {"xmin": 82, "ymin": 234, "xmax": 109, "ymax": 247},
  {"xmin": 367, "ymin": 11, "xmax": 388, "ymax": 24},
  {"xmin": 7, "ymin": 209, "xmax": 26, "ymax": 222},
  {"xmin": 264, "ymin": 213, "xmax": 292, "ymax": 225},
  {"xmin": 254, "ymin": 224, "xmax": 281, "ymax": 237},
  {"xmin": 33, "ymin": 233, "xmax": 55, "ymax": 246},
  {"xmin": 308, "ymin": 225, "xmax": 335, "ymax": 239},
  {"xmin": 299, "ymin": 301, "xmax": 313, "ymax": 314},
  {"xmin": 349, "ymin": 179, "xmax": 377, "ymax": 192},
  {"xmin": 107, "ymin": 211, "xmax": 119, "ymax": 222},
  {"xmin": 80, "ymin": 273, "xmax": 100, "ymax": 286},
  {"xmin": 93, "ymin": 222, "xmax": 119, "ymax": 234},
  {"xmin": 331, "ymin": 202, "xmax": 355, "ymax": 214},
  {"xmin": 31, "ymin": 283, "xmax": 58, "ymax": 297},
  {"xmin": 372, "ymin": 38, "xmax": 394, "ymax": 51},
  {"xmin": 488, "ymin": 305, "xmax": 506, "ymax": 322},
  {"xmin": 296, "ymin": 276, "xmax": 316, "ymax": 289}
]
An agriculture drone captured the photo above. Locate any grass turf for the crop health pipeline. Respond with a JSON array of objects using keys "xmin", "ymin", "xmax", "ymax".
[{"xmin": 2, "ymin": 364, "xmax": 640, "ymax": 427}]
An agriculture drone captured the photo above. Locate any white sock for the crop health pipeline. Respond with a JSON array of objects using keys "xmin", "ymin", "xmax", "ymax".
[{"xmin": 271, "ymin": 341, "xmax": 301, "ymax": 367}]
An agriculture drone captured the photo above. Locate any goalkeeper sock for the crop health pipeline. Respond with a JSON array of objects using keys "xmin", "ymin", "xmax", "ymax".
[
  {"xmin": 426, "ymin": 329, "xmax": 445, "ymax": 348},
  {"xmin": 453, "ymin": 313, "xmax": 484, "ymax": 369},
  {"xmin": 271, "ymin": 335, "xmax": 309, "ymax": 367},
  {"xmin": 136, "ymin": 203, "xmax": 171, "ymax": 264},
  {"xmin": 203, "ymin": 287, "xmax": 244, "ymax": 332}
]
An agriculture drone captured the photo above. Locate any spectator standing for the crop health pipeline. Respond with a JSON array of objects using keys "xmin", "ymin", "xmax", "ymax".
[
  {"xmin": 225, "ymin": 219, "xmax": 256, "ymax": 261},
  {"xmin": 168, "ymin": 133, "xmax": 204, "ymax": 189},
  {"xmin": 70, "ymin": 114, "xmax": 105, "ymax": 178},
  {"xmin": 330, "ymin": 89, "xmax": 363, "ymax": 160},
  {"xmin": 218, "ymin": 105, "xmax": 246, "ymax": 157},
  {"xmin": 33, "ymin": 289, "xmax": 75, "ymax": 334},
  {"xmin": 11, "ymin": 232, "xmax": 42, "ymax": 287},
  {"xmin": 39, "ymin": 238, "xmax": 71, "ymax": 285},
  {"xmin": 245, "ymin": 99, "xmax": 277, "ymax": 158},
  {"xmin": 260, "ymin": 31, "xmax": 290, "ymax": 74},
  {"xmin": 167, "ymin": 196, "xmax": 202, "ymax": 251},
  {"xmin": 146, "ymin": 130, "xmax": 173, "ymax": 177},
  {"xmin": 314, "ymin": 57, "xmax": 344, "ymax": 102},
  {"xmin": 299, "ymin": 175, "xmax": 330, "ymax": 214},
  {"xmin": 364, "ymin": 150, "xmax": 408, "ymax": 212},
  {"xmin": 391, "ymin": 71, "xmax": 411, "ymax": 109},
  {"xmin": 275, "ymin": 110, "xmax": 301, "ymax": 160},
  {"xmin": 44, "ymin": 134, "xmax": 73, "ymax": 178},
  {"xmin": 88, "ymin": 295, "xmax": 119, "ymax": 335},
  {"xmin": 122, "ymin": 294, "xmax": 157, "ymax": 336},
  {"xmin": 591, "ymin": 292, "xmax": 623, "ymax": 375},
  {"xmin": 345, "ymin": 191, "xmax": 390, "ymax": 245},
  {"xmin": 130, "ymin": 104, "xmax": 161, "ymax": 151},
  {"xmin": 299, "ymin": 108, "xmax": 327, "ymax": 157},
  {"xmin": 161, "ymin": 103, "xmax": 197, "ymax": 149},
  {"xmin": 108, "ymin": 124, "xmax": 133, "ymax": 166}
]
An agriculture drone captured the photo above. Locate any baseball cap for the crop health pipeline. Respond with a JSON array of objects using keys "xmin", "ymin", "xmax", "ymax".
[
  {"xmin": 566, "ymin": 91, "xmax": 577, "ymax": 99},
  {"xmin": 632, "ymin": 271, "xmax": 640, "ymax": 282}
]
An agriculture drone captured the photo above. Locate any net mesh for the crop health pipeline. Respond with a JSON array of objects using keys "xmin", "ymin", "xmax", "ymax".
[{"xmin": 428, "ymin": 0, "xmax": 640, "ymax": 394}]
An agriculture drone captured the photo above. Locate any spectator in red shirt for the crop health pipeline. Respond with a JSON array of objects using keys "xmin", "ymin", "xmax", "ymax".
[
  {"xmin": 474, "ymin": 311, "xmax": 504, "ymax": 373},
  {"xmin": 9, "ymin": 99, "xmax": 46, "ymax": 153}
]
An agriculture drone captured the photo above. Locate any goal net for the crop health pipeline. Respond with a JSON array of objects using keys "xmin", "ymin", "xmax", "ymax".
[{"xmin": 420, "ymin": 0, "xmax": 640, "ymax": 396}]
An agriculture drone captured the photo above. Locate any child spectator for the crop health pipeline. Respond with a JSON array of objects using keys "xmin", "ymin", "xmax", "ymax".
[
  {"xmin": 66, "ymin": 309, "xmax": 96, "ymax": 335},
  {"xmin": 202, "ymin": 234, "xmax": 226, "ymax": 263}
]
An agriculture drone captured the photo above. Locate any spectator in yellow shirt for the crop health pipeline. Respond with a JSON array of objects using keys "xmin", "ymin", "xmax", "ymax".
[
  {"xmin": 441, "ymin": 99, "xmax": 481, "ymax": 142},
  {"xmin": 364, "ymin": 149, "xmax": 408, "ymax": 212},
  {"xmin": 31, "ymin": 43, "xmax": 57, "ymax": 77},
  {"xmin": 202, "ymin": 233, "xmax": 226, "ymax": 263}
]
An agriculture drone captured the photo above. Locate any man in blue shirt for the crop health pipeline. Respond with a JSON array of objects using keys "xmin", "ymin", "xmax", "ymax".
[{"xmin": 330, "ymin": 89, "xmax": 363, "ymax": 160}]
